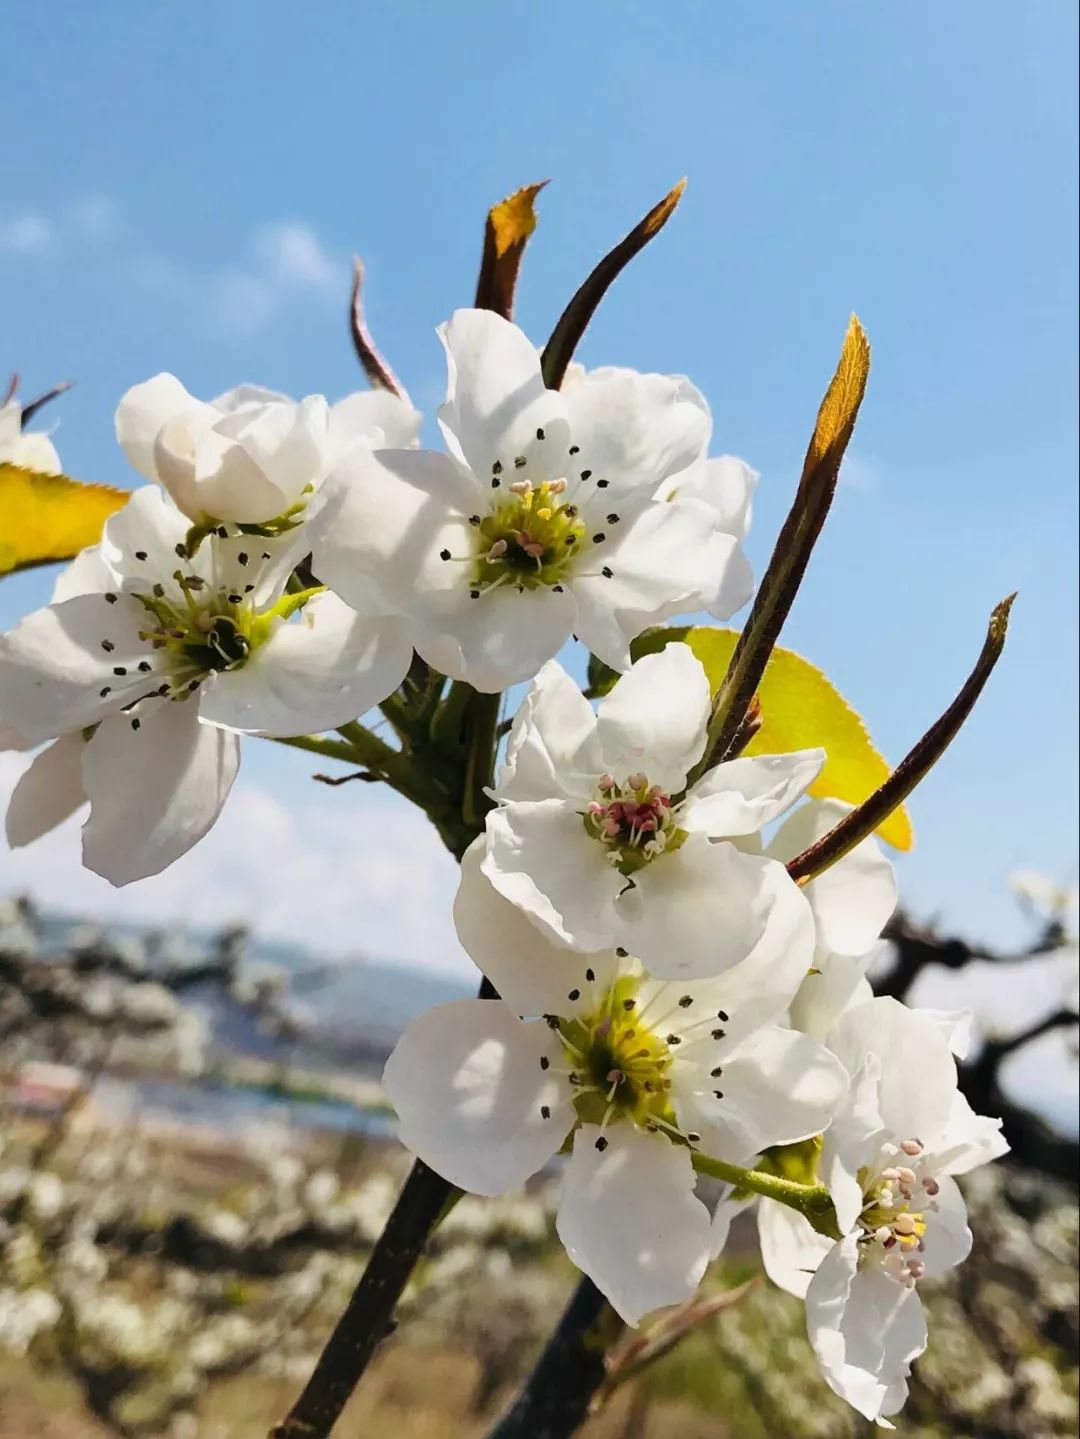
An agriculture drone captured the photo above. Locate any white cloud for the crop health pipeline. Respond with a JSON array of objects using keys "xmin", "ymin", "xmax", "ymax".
[
  {"xmin": 0, "ymin": 750, "xmax": 472, "ymax": 982},
  {"xmin": 252, "ymin": 221, "xmax": 339, "ymax": 292},
  {"xmin": 0, "ymin": 213, "xmax": 54, "ymax": 255},
  {"xmin": 212, "ymin": 272, "xmax": 279, "ymax": 336},
  {"xmin": 838, "ymin": 454, "xmax": 881, "ymax": 491},
  {"xmin": 67, "ymin": 195, "xmax": 124, "ymax": 242}
]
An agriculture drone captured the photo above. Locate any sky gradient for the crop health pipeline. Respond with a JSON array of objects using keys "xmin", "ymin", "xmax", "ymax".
[{"xmin": 1, "ymin": 3, "xmax": 1077, "ymax": 978}]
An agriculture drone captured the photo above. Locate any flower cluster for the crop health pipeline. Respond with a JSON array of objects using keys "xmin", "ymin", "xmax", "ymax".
[{"xmin": 0, "ymin": 244, "xmax": 1009, "ymax": 1427}]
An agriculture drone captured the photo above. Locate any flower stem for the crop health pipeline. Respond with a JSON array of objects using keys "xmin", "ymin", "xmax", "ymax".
[
  {"xmin": 691, "ymin": 1152, "xmax": 841, "ymax": 1238},
  {"xmin": 484, "ymin": 1276, "xmax": 615, "ymax": 1439}
]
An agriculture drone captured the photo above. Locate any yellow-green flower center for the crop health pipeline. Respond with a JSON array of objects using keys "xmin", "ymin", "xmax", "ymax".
[
  {"xmin": 472, "ymin": 479, "xmax": 588, "ymax": 591},
  {"xmin": 557, "ymin": 974, "xmax": 676, "ymax": 1129}
]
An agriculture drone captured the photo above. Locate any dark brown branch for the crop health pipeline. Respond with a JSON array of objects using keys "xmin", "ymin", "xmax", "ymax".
[
  {"xmin": 787, "ymin": 594, "xmax": 1015, "ymax": 883},
  {"xmin": 474, "ymin": 180, "xmax": 548, "ymax": 319},
  {"xmin": 20, "ymin": 379, "xmax": 74, "ymax": 425},
  {"xmin": 540, "ymin": 179, "xmax": 686, "ymax": 390},
  {"xmin": 349, "ymin": 258, "xmax": 410, "ymax": 401}
]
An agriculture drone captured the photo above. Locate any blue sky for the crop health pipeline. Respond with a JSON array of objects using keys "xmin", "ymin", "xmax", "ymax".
[{"xmin": 1, "ymin": 2, "xmax": 1077, "ymax": 970}]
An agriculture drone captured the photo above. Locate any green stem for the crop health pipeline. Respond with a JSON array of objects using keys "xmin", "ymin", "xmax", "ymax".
[
  {"xmin": 462, "ymin": 690, "xmax": 502, "ymax": 830},
  {"xmin": 271, "ymin": 734, "xmax": 362, "ymax": 765},
  {"xmin": 691, "ymin": 1153, "xmax": 841, "ymax": 1238}
]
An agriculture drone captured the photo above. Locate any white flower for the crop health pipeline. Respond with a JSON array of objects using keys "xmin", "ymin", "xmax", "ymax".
[
  {"xmin": 311, "ymin": 309, "xmax": 753, "ymax": 691},
  {"xmin": 756, "ymin": 996, "xmax": 1007, "ymax": 1424},
  {"xmin": 115, "ymin": 373, "xmax": 420, "ymax": 526},
  {"xmin": 767, "ymin": 799, "xmax": 899, "ymax": 1041},
  {"xmin": 383, "ymin": 845, "xmax": 846, "ymax": 1325},
  {"xmin": 480, "ymin": 644, "xmax": 823, "ymax": 980},
  {"xmin": 0, "ymin": 399, "xmax": 61, "ymax": 474},
  {"xmin": 0, "ymin": 485, "xmax": 413, "ymax": 884}
]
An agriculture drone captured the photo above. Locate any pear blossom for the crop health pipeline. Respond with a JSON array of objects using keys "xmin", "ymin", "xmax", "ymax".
[
  {"xmin": 115, "ymin": 373, "xmax": 420, "ymax": 527},
  {"xmin": 310, "ymin": 309, "xmax": 753, "ymax": 691},
  {"xmin": 751, "ymin": 997, "xmax": 1007, "ymax": 1424},
  {"xmin": 480, "ymin": 643, "xmax": 824, "ymax": 979},
  {"xmin": 767, "ymin": 798, "xmax": 899, "ymax": 1041},
  {"xmin": 0, "ymin": 485, "xmax": 413, "ymax": 884},
  {"xmin": 0, "ymin": 397, "xmax": 61, "ymax": 473},
  {"xmin": 383, "ymin": 843, "xmax": 847, "ymax": 1325}
]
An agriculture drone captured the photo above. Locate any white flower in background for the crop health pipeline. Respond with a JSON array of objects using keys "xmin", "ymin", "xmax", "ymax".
[
  {"xmin": 311, "ymin": 308, "xmax": 753, "ymax": 691},
  {"xmin": 0, "ymin": 398, "xmax": 61, "ymax": 474},
  {"xmin": 768, "ymin": 798, "xmax": 899, "ymax": 1041},
  {"xmin": 750, "ymin": 997, "xmax": 1007, "ymax": 1425},
  {"xmin": 116, "ymin": 373, "xmax": 420, "ymax": 526},
  {"xmin": 0, "ymin": 485, "xmax": 413, "ymax": 884},
  {"xmin": 384, "ymin": 844, "xmax": 846, "ymax": 1325},
  {"xmin": 481, "ymin": 643, "xmax": 823, "ymax": 979}
]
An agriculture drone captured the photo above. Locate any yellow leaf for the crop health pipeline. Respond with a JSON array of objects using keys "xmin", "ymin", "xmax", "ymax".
[
  {"xmin": 0, "ymin": 464, "xmax": 128, "ymax": 577},
  {"xmin": 632, "ymin": 626, "xmax": 914, "ymax": 851}
]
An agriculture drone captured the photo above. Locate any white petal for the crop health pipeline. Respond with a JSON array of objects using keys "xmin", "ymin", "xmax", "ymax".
[
  {"xmin": 595, "ymin": 644, "xmax": 710, "ymax": 792},
  {"xmin": 153, "ymin": 409, "xmax": 291, "ymax": 525},
  {"xmin": 211, "ymin": 383, "xmax": 292, "ymax": 412},
  {"xmin": 0, "ymin": 592, "xmax": 150, "ymax": 743},
  {"xmin": 673, "ymin": 1026, "xmax": 847, "ymax": 1162},
  {"xmin": 556, "ymin": 1125, "xmax": 712, "ymax": 1326},
  {"xmin": 789, "ymin": 951, "xmax": 876, "ymax": 1043},
  {"xmin": 827, "ymin": 999, "xmax": 957, "ymax": 1151},
  {"xmin": 821, "ymin": 1054, "xmax": 887, "ymax": 1233},
  {"xmin": 806, "ymin": 1237, "xmax": 927, "ymax": 1423},
  {"xmin": 50, "ymin": 545, "xmax": 113, "ymax": 602},
  {"xmin": 5, "ymin": 735, "xmax": 86, "ymax": 847},
  {"xmin": 768, "ymin": 799, "xmax": 898, "ymax": 957},
  {"xmin": 197, "ymin": 595, "xmax": 412, "ymax": 737},
  {"xmin": 917, "ymin": 1174, "xmax": 972, "ymax": 1277},
  {"xmin": 225, "ymin": 394, "xmax": 330, "ymax": 514},
  {"xmin": 662, "ymin": 454, "xmax": 758, "ymax": 540},
  {"xmin": 8, "ymin": 430, "xmax": 62, "ymax": 474},
  {"xmin": 494, "ymin": 662, "xmax": 602, "ymax": 802},
  {"xmin": 100, "ymin": 483, "xmax": 191, "ymax": 582},
  {"xmin": 328, "ymin": 390, "xmax": 422, "ymax": 456},
  {"xmin": 454, "ymin": 840, "xmax": 615, "ymax": 1016},
  {"xmin": 436, "ymin": 309, "xmax": 566, "ymax": 476},
  {"xmin": 414, "ymin": 582, "xmax": 577, "ymax": 693},
  {"xmin": 482, "ymin": 800, "xmax": 623, "ymax": 951},
  {"xmin": 685, "ymin": 751, "xmax": 825, "ymax": 838},
  {"xmin": 757, "ymin": 1200, "xmax": 834, "ymax": 1299},
  {"xmin": 311, "ymin": 447, "xmax": 472, "ymax": 615},
  {"xmin": 115, "ymin": 373, "xmax": 198, "ymax": 481},
  {"xmin": 561, "ymin": 369, "xmax": 710, "ymax": 497},
  {"xmin": 572, "ymin": 502, "xmax": 752, "ymax": 671},
  {"xmin": 81, "ymin": 701, "xmax": 240, "ymax": 885},
  {"xmin": 382, "ymin": 999, "xmax": 572, "ymax": 1197},
  {"xmin": 930, "ymin": 1090, "xmax": 1009, "ymax": 1176},
  {"xmin": 618, "ymin": 835, "xmax": 814, "ymax": 982}
]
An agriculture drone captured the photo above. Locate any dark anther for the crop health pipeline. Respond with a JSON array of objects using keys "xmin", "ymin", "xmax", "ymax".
[
  {"xmin": 580, "ymin": 469, "xmax": 592, "ymax": 481},
  {"xmin": 174, "ymin": 543, "xmax": 186, "ymax": 557},
  {"xmin": 228, "ymin": 593, "xmax": 242, "ymax": 604},
  {"xmin": 514, "ymin": 456, "xmax": 527, "ymax": 468},
  {"xmin": 717, "ymin": 1010, "xmax": 729, "ymax": 1021},
  {"xmin": 187, "ymin": 679, "xmax": 200, "ymax": 691},
  {"xmin": 101, "ymin": 640, "xmax": 115, "ymax": 653},
  {"xmin": 712, "ymin": 1028, "xmax": 726, "ymax": 1041},
  {"xmin": 666, "ymin": 1034, "xmax": 682, "ymax": 1046},
  {"xmin": 157, "ymin": 684, "xmax": 170, "ymax": 696},
  {"xmin": 137, "ymin": 661, "xmax": 152, "ymax": 673},
  {"xmin": 592, "ymin": 532, "xmax": 605, "ymax": 544},
  {"xmin": 569, "ymin": 445, "xmax": 580, "ymax": 455},
  {"xmin": 545, "ymin": 1015, "xmax": 561, "ymax": 1029},
  {"xmin": 540, "ymin": 1056, "xmax": 550, "ymax": 1070},
  {"xmin": 134, "ymin": 550, "xmax": 148, "ymax": 561},
  {"xmin": 622, "ymin": 998, "xmax": 636, "ymax": 1011},
  {"xmin": 469, "ymin": 514, "xmax": 481, "ymax": 525},
  {"xmin": 565, "ymin": 535, "xmax": 576, "ymax": 545},
  {"xmin": 540, "ymin": 1105, "xmax": 551, "ymax": 1119},
  {"xmin": 607, "ymin": 513, "xmax": 620, "ymax": 524},
  {"xmin": 568, "ymin": 989, "xmax": 580, "ymax": 1002},
  {"xmin": 615, "ymin": 947, "xmax": 628, "ymax": 958},
  {"xmin": 113, "ymin": 666, "xmax": 127, "ymax": 676},
  {"xmin": 130, "ymin": 717, "xmax": 141, "ymax": 731},
  {"xmin": 219, "ymin": 528, "xmax": 230, "ymax": 540},
  {"xmin": 553, "ymin": 584, "xmax": 564, "ymax": 592},
  {"xmin": 601, "ymin": 566, "xmax": 614, "ymax": 578},
  {"xmin": 237, "ymin": 552, "xmax": 249, "ymax": 565},
  {"xmin": 678, "ymin": 995, "xmax": 693, "ymax": 1008},
  {"xmin": 564, "ymin": 504, "xmax": 578, "ymax": 517},
  {"xmin": 585, "ymin": 967, "xmax": 596, "ymax": 982},
  {"xmin": 596, "ymin": 478, "xmax": 609, "ymax": 488},
  {"xmin": 491, "ymin": 478, "xmax": 501, "ymax": 488},
  {"xmin": 244, "ymin": 584, "xmax": 255, "ymax": 593},
  {"xmin": 469, "ymin": 589, "xmax": 481, "ymax": 599},
  {"xmin": 687, "ymin": 1132, "xmax": 701, "ymax": 1144},
  {"xmin": 152, "ymin": 584, "xmax": 165, "ymax": 598},
  {"xmin": 594, "ymin": 1137, "xmax": 609, "ymax": 1152},
  {"xmin": 713, "ymin": 1090, "xmax": 724, "ymax": 1100},
  {"xmin": 104, "ymin": 592, "xmax": 117, "ymax": 604},
  {"xmin": 439, "ymin": 549, "xmax": 452, "ymax": 561},
  {"xmin": 99, "ymin": 686, "xmax": 111, "ymax": 698},
  {"xmin": 536, "ymin": 427, "xmax": 545, "ymax": 440},
  {"xmin": 492, "ymin": 460, "xmax": 503, "ymax": 474},
  {"xmin": 710, "ymin": 1066, "xmax": 723, "ymax": 1078}
]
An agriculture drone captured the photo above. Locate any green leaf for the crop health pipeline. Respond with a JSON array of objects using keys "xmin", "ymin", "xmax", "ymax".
[
  {"xmin": 628, "ymin": 625, "xmax": 915, "ymax": 851},
  {"xmin": 0, "ymin": 463, "xmax": 128, "ymax": 577}
]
